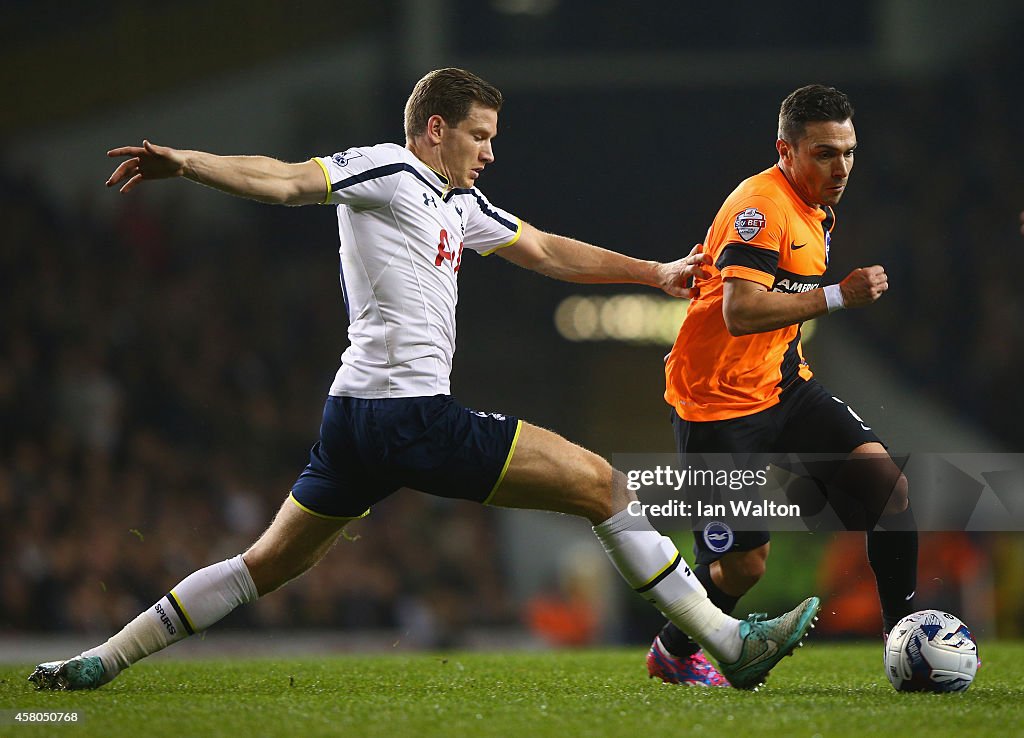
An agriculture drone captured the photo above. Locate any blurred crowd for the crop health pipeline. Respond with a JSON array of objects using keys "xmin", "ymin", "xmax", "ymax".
[
  {"xmin": 0, "ymin": 173, "xmax": 514, "ymax": 643},
  {"xmin": 3, "ymin": 35, "xmax": 1023, "ymax": 644},
  {"xmin": 834, "ymin": 42, "xmax": 1024, "ymax": 442}
]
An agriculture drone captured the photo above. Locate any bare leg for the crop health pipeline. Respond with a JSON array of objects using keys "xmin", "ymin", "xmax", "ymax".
[
  {"xmin": 243, "ymin": 496, "xmax": 352, "ymax": 595},
  {"xmin": 488, "ymin": 421, "xmax": 743, "ymax": 661},
  {"xmin": 488, "ymin": 422, "xmax": 632, "ymax": 523},
  {"xmin": 32, "ymin": 495, "xmax": 354, "ymax": 690},
  {"xmin": 844, "ymin": 442, "xmax": 916, "ymax": 633}
]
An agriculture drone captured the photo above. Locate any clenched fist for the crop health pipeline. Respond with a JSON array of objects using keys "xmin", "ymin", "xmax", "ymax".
[{"xmin": 839, "ymin": 265, "xmax": 888, "ymax": 308}]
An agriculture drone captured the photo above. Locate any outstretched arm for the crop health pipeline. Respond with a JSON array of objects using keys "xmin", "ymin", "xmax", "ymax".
[
  {"xmin": 497, "ymin": 222, "xmax": 711, "ymax": 298},
  {"xmin": 722, "ymin": 265, "xmax": 888, "ymax": 336},
  {"xmin": 106, "ymin": 140, "xmax": 327, "ymax": 206}
]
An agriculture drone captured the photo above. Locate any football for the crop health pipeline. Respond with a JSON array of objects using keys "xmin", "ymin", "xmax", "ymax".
[{"xmin": 884, "ymin": 610, "xmax": 979, "ymax": 692}]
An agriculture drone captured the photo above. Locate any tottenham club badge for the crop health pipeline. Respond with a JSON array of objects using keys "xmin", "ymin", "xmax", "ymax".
[{"xmin": 733, "ymin": 207, "xmax": 766, "ymax": 242}]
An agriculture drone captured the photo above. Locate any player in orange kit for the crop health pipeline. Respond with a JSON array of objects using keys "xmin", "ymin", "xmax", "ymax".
[{"xmin": 647, "ymin": 85, "xmax": 918, "ymax": 687}]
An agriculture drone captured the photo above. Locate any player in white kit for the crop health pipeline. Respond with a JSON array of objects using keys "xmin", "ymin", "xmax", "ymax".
[{"xmin": 30, "ymin": 69, "xmax": 818, "ymax": 692}]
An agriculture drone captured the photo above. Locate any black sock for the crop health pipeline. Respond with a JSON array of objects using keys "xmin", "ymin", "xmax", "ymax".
[
  {"xmin": 658, "ymin": 564, "xmax": 741, "ymax": 658},
  {"xmin": 867, "ymin": 505, "xmax": 919, "ymax": 633}
]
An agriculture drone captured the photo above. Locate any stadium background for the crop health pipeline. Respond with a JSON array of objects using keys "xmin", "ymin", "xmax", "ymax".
[{"xmin": 2, "ymin": 1, "xmax": 1023, "ymax": 655}]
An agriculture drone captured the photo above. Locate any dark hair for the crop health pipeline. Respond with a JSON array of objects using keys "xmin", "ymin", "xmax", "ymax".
[
  {"xmin": 778, "ymin": 84, "xmax": 854, "ymax": 145},
  {"xmin": 404, "ymin": 68, "xmax": 503, "ymax": 139}
]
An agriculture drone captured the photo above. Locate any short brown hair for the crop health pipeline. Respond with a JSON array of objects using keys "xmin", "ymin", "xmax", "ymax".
[
  {"xmin": 403, "ymin": 68, "xmax": 503, "ymax": 140},
  {"xmin": 778, "ymin": 84, "xmax": 854, "ymax": 145}
]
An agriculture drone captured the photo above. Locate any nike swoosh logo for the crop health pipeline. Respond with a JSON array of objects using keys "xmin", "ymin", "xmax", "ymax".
[
  {"xmin": 790, "ymin": 242, "xmax": 807, "ymax": 250},
  {"xmin": 905, "ymin": 591, "xmax": 916, "ymax": 601},
  {"xmin": 744, "ymin": 639, "xmax": 779, "ymax": 668}
]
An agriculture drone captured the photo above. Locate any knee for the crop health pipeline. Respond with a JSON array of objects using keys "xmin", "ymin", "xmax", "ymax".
[
  {"xmin": 242, "ymin": 547, "xmax": 285, "ymax": 596},
  {"xmin": 885, "ymin": 473, "xmax": 910, "ymax": 515},
  {"xmin": 557, "ymin": 453, "xmax": 620, "ymax": 524},
  {"xmin": 608, "ymin": 467, "xmax": 638, "ymax": 512},
  {"xmin": 243, "ymin": 542, "xmax": 308, "ymax": 596},
  {"xmin": 842, "ymin": 449, "xmax": 910, "ymax": 519},
  {"xmin": 578, "ymin": 457, "xmax": 618, "ymax": 523}
]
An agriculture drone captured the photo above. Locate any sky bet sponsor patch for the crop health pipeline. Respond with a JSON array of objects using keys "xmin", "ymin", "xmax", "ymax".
[{"xmin": 733, "ymin": 207, "xmax": 766, "ymax": 241}]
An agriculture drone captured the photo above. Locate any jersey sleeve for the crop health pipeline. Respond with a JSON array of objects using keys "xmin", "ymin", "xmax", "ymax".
[
  {"xmin": 715, "ymin": 194, "xmax": 787, "ymax": 289},
  {"xmin": 460, "ymin": 188, "xmax": 522, "ymax": 255},
  {"xmin": 312, "ymin": 147, "xmax": 400, "ymax": 208}
]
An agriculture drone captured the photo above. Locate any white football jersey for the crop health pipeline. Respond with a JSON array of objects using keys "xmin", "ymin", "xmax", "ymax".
[{"xmin": 313, "ymin": 143, "xmax": 521, "ymax": 398}]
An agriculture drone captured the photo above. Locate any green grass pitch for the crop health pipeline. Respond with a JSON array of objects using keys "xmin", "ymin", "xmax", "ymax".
[{"xmin": 2, "ymin": 643, "xmax": 1022, "ymax": 737}]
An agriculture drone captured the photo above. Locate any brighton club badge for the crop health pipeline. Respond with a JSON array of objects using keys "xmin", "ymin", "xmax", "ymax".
[{"xmin": 733, "ymin": 207, "xmax": 766, "ymax": 241}]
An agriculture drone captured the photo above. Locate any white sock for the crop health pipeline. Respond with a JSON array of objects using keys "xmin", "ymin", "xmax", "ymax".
[
  {"xmin": 82, "ymin": 554, "xmax": 258, "ymax": 680},
  {"xmin": 593, "ymin": 509, "xmax": 741, "ymax": 663}
]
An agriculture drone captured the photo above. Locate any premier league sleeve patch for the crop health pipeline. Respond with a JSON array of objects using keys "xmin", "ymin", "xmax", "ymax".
[
  {"xmin": 331, "ymin": 150, "xmax": 364, "ymax": 168},
  {"xmin": 733, "ymin": 207, "xmax": 766, "ymax": 242}
]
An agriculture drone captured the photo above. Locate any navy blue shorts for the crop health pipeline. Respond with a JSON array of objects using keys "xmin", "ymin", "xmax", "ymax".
[
  {"xmin": 673, "ymin": 379, "xmax": 883, "ymax": 564},
  {"xmin": 290, "ymin": 395, "xmax": 522, "ymax": 519}
]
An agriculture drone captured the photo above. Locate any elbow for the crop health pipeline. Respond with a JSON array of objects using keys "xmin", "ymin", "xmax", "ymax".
[
  {"xmin": 278, "ymin": 185, "xmax": 309, "ymax": 206},
  {"xmin": 248, "ymin": 188, "xmax": 294, "ymax": 206},
  {"xmin": 275, "ymin": 174, "xmax": 321, "ymax": 206},
  {"xmin": 723, "ymin": 310, "xmax": 756, "ymax": 337},
  {"xmin": 517, "ymin": 253, "xmax": 546, "ymax": 273}
]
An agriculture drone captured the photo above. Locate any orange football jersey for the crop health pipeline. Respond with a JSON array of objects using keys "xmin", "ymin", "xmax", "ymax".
[{"xmin": 665, "ymin": 165, "xmax": 835, "ymax": 421}]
